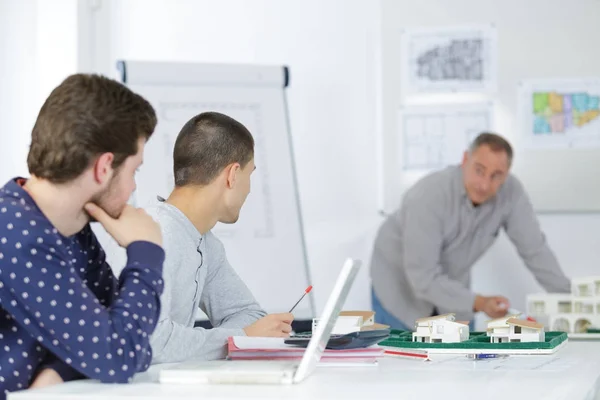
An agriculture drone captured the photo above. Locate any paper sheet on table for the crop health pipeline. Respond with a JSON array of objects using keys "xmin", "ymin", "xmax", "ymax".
[{"xmin": 232, "ymin": 336, "xmax": 291, "ymax": 350}]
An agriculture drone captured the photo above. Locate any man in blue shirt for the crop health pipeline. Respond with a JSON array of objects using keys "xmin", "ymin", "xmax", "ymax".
[{"xmin": 0, "ymin": 74, "xmax": 165, "ymax": 398}]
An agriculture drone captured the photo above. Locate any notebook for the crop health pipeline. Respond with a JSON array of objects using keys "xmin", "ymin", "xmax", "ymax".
[
  {"xmin": 159, "ymin": 258, "xmax": 361, "ymax": 385},
  {"xmin": 227, "ymin": 336, "xmax": 383, "ymax": 362}
]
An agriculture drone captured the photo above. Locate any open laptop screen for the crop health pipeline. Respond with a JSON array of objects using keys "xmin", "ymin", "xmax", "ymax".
[{"xmin": 293, "ymin": 258, "xmax": 361, "ymax": 383}]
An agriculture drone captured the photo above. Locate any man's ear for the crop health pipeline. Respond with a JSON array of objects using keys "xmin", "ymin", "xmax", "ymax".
[
  {"xmin": 92, "ymin": 153, "xmax": 115, "ymax": 185},
  {"xmin": 225, "ymin": 163, "xmax": 241, "ymax": 189}
]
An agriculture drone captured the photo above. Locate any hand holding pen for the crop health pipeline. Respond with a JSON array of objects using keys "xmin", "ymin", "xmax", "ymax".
[{"xmin": 242, "ymin": 286, "xmax": 312, "ymax": 337}]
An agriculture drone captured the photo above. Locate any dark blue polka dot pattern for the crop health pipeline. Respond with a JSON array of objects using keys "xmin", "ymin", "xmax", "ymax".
[{"xmin": 0, "ymin": 179, "xmax": 165, "ymax": 398}]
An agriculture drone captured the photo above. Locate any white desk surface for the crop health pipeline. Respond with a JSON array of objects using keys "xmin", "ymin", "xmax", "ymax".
[{"xmin": 9, "ymin": 341, "xmax": 600, "ymax": 400}]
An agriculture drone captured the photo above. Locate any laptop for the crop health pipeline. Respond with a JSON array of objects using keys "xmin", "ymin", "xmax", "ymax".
[{"xmin": 159, "ymin": 258, "xmax": 361, "ymax": 385}]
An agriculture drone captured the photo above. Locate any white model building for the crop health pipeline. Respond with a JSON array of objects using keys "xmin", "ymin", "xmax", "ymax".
[
  {"xmin": 526, "ymin": 276, "xmax": 600, "ymax": 333},
  {"xmin": 486, "ymin": 314, "xmax": 520, "ymax": 343},
  {"xmin": 506, "ymin": 318, "xmax": 545, "ymax": 342},
  {"xmin": 412, "ymin": 313, "xmax": 469, "ymax": 343},
  {"xmin": 487, "ymin": 314, "xmax": 545, "ymax": 343}
]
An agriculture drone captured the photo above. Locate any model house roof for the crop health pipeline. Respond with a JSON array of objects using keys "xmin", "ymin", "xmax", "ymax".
[
  {"xmin": 414, "ymin": 319, "xmax": 468, "ymax": 337},
  {"xmin": 486, "ymin": 314, "xmax": 521, "ymax": 329},
  {"xmin": 506, "ymin": 318, "xmax": 544, "ymax": 330},
  {"xmin": 431, "ymin": 319, "xmax": 464, "ymax": 326},
  {"xmin": 435, "ymin": 320, "xmax": 469, "ymax": 330},
  {"xmin": 339, "ymin": 311, "xmax": 374, "ymax": 320},
  {"xmin": 487, "ymin": 314, "xmax": 521, "ymax": 324},
  {"xmin": 415, "ymin": 313, "xmax": 455, "ymax": 323}
]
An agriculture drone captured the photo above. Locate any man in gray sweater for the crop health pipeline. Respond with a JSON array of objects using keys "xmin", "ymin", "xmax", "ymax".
[
  {"xmin": 147, "ymin": 112, "xmax": 294, "ymax": 363},
  {"xmin": 370, "ymin": 133, "xmax": 570, "ymax": 330}
]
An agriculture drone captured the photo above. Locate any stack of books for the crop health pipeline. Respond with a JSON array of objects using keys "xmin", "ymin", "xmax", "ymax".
[{"xmin": 227, "ymin": 336, "xmax": 383, "ymax": 365}]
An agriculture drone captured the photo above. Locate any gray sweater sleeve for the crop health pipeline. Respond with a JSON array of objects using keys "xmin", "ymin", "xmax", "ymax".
[
  {"xmin": 400, "ymin": 194, "xmax": 476, "ymax": 315},
  {"xmin": 503, "ymin": 179, "xmax": 570, "ymax": 293},
  {"xmin": 149, "ymin": 229, "xmax": 265, "ymax": 363},
  {"xmin": 148, "ymin": 233, "xmax": 240, "ymax": 363},
  {"xmin": 200, "ymin": 233, "xmax": 266, "ymax": 330}
]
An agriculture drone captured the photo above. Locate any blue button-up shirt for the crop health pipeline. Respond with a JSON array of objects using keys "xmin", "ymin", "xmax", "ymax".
[{"xmin": 0, "ymin": 178, "xmax": 165, "ymax": 398}]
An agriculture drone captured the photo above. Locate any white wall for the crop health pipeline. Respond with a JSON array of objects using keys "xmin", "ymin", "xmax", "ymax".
[
  {"xmin": 107, "ymin": 0, "xmax": 382, "ymax": 313},
  {"xmin": 4, "ymin": 0, "xmax": 598, "ymax": 326},
  {"xmin": 380, "ymin": 0, "xmax": 600, "ymax": 329},
  {"xmin": 35, "ymin": 0, "xmax": 78, "ymax": 100},
  {"xmin": 0, "ymin": 0, "xmax": 38, "ymax": 184},
  {"xmin": 0, "ymin": 0, "xmax": 79, "ymax": 185},
  {"xmin": 88, "ymin": 0, "xmax": 600, "ymax": 321}
]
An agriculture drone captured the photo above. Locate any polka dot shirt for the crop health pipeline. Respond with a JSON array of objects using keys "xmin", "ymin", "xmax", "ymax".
[{"xmin": 0, "ymin": 179, "xmax": 165, "ymax": 398}]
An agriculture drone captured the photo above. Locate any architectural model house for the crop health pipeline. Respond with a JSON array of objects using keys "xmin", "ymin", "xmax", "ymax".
[
  {"xmin": 412, "ymin": 313, "xmax": 469, "ymax": 343},
  {"xmin": 505, "ymin": 318, "xmax": 545, "ymax": 342},
  {"xmin": 486, "ymin": 314, "xmax": 521, "ymax": 343},
  {"xmin": 526, "ymin": 276, "xmax": 600, "ymax": 333},
  {"xmin": 487, "ymin": 315, "xmax": 544, "ymax": 343},
  {"xmin": 314, "ymin": 311, "xmax": 389, "ymax": 334},
  {"xmin": 339, "ymin": 311, "xmax": 376, "ymax": 326}
]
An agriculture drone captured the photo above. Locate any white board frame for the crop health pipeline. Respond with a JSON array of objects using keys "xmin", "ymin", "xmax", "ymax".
[{"xmin": 115, "ymin": 60, "xmax": 316, "ymax": 319}]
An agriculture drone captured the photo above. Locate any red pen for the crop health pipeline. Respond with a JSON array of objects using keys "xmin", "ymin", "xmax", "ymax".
[{"xmin": 288, "ymin": 285, "xmax": 313, "ymax": 313}]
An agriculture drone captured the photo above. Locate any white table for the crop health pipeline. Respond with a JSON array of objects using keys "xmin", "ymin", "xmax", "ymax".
[{"xmin": 10, "ymin": 341, "xmax": 600, "ymax": 400}]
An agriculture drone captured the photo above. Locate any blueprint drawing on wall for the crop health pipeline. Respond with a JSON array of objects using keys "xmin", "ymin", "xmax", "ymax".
[
  {"xmin": 518, "ymin": 78, "xmax": 600, "ymax": 149},
  {"xmin": 401, "ymin": 25, "xmax": 497, "ymax": 93},
  {"xmin": 400, "ymin": 103, "xmax": 493, "ymax": 172}
]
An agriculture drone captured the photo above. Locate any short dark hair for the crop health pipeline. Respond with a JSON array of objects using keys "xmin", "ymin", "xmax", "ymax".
[
  {"xmin": 469, "ymin": 132, "xmax": 513, "ymax": 165},
  {"xmin": 27, "ymin": 73, "xmax": 157, "ymax": 183},
  {"xmin": 173, "ymin": 112, "xmax": 255, "ymax": 186}
]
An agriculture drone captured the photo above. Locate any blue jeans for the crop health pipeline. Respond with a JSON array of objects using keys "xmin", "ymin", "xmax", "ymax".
[
  {"xmin": 371, "ymin": 290, "xmax": 412, "ymax": 331},
  {"xmin": 371, "ymin": 289, "xmax": 475, "ymax": 331}
]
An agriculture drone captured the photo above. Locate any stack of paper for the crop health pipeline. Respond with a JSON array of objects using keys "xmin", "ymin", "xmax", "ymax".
[{"xmin": 227, "ymin": 336, "xmax": 383, "ymax": 364}]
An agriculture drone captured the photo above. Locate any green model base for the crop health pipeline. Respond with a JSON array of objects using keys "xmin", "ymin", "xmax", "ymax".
[
  {"xmin": 379, "ymin": 330, "xmax": 568, "ymax": 350},
  {"xmin": 587, "ymin": 328, "xmax": 600, "ymax": 334}
]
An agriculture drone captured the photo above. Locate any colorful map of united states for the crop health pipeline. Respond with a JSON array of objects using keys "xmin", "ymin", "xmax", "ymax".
[{"xmin": 533, "ymin": 92, "xmax": 600, "ymax": 134}]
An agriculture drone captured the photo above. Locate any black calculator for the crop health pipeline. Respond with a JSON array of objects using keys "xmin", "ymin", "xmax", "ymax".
[{"xmin": 284, "ymin": 329, "xmax": 390, "ymax": 350}]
